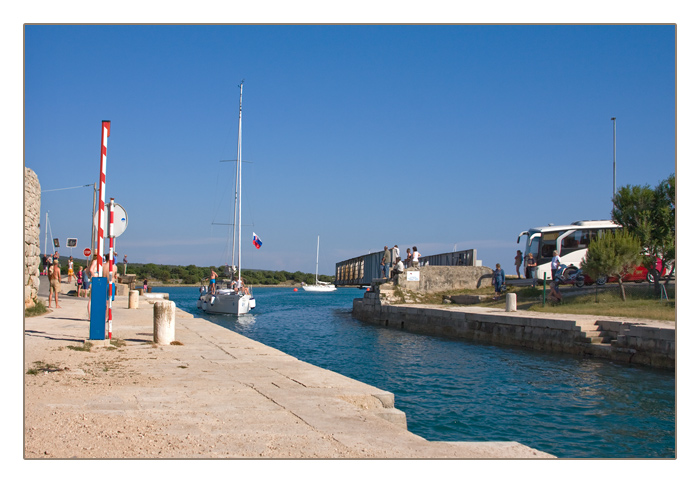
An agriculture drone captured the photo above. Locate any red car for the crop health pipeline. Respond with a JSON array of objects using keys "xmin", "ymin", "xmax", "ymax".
[{"xmin": 583, "ymin": 261, "xmax": 667, "ymax": 285}]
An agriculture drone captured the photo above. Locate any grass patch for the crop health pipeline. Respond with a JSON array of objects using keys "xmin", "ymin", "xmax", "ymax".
[
  {"xmin": 110, "ymin": 338, "xmax": 127, "ymax": 348},
  {"xmin": 401, "ymin": 283, "xmax": 675, "ymax": 321},
  {"xmin": 67, "ymin": 341, "xmax": 93, "ymax": 352},
  {"xmin": 25, "ymin": 299, "xmax": 47, "ymax": 317},
  {"xmin": 528, "ymin": 292, "xmax": 675, "ymax": 320},
  {"xmin": 26, "ymin": 361, "xmax": 63, "ymax": 375}
]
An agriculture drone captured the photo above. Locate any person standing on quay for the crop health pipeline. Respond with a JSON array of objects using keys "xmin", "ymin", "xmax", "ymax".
[
  {"xmin": 405, "ymin": 248, "xmax": 412, "ymax": 267},
  {"xmin": 82, "ymin": 266, "xmax": 90, "ymax": 296},
  {"xmin": 48, "ymin": 260, "xmax": 61, "ymax": 308},
  {"xmin": 492, "ymin": 263, "xmax": 505, "ymax": 299},
  {"xmin": 526, "ymin": 253, "xmax": 537, "ymax": 286},
  {"xmin": 550, "ymin": 250, "xmax": 562, "ymax": 281},
  {"xmin": 67, "ymin": 256, "xmax": 74, "ymax": 283},
  {"xmin": 514, "ymin": 250, "xmax": 523, "ymax": 279},
  {"xmin": 76, "ymin": 266, "xmax": 83, "ymax": 297}
]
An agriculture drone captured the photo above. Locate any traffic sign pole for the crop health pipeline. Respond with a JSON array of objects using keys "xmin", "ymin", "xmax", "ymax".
[{"xmin": 108, "ymin": 198, "xmax": 115, "ymax": 340}]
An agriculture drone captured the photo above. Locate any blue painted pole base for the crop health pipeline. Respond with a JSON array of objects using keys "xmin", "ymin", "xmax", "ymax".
[{"xmin": 89, "ymin": 277, "xmax": 108, "ymax": 340}]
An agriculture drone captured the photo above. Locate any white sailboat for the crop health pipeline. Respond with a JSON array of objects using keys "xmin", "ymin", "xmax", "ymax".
[
  {"xmin": 198, "ymin": 80, "xmax": 256, "ymax": 315},
  {"xmin": 302, "ymin": 236, "xmax": 337, "ymax": 292}
]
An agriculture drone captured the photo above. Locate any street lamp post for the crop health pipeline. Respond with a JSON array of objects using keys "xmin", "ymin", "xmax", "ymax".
[{"xmin": 611, "ymin": 117, "xmax": 617, "ymax": 205}]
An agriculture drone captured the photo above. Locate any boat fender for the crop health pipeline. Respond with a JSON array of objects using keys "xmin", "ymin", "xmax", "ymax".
[{"xmin": 210, "ymin": 296, "xmax": 215, "ymax": 306}]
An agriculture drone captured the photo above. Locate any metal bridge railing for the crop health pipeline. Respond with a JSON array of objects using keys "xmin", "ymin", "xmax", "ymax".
[{"xmin": 335, "ymin": 249, "xmax": 478, "ymax": 286}]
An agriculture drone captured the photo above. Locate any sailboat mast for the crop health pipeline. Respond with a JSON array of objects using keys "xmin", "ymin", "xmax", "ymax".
[
  {"xmin": 236, "ymin": 80, "xmax": 244, "ymax": 284},
  {"xmin": 315, "ymin": 235, "xmax": 320, "ymax": 283}
]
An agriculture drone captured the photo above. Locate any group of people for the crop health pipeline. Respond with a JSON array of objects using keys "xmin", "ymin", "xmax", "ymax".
[
  {"xmin": 45, "ymin": 251, "xmax": 119, "ymax": 309},
  {"xmin": 492, "ymin": 249, "xmax": 565, "ymax": 301},
  {"xmin": 207, "ymin": 268, "xmax": 249, "ymax": 296},
  {"xmin": 380, "ymin": 245, "xmax": 421, "ymax": 280},
  {"xmin": 514, "ymin": 249, "xmax": 538, "ymax": 280}
]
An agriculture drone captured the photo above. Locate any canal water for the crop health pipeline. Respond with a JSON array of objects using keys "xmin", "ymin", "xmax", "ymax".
[{"xmin": 155, "ymin": 286, "xmax": 675, "ymax": 458}]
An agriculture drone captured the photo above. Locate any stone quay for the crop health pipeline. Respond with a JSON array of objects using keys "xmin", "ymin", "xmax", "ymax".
[{"xmin": 352, "ymin": 267, "xmax": 675, "ymax": 370}]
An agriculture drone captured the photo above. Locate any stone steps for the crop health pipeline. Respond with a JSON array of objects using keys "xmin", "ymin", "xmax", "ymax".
[{"xmin": 577, "ymin": 322, "xmax": 617, "ymax": 345}]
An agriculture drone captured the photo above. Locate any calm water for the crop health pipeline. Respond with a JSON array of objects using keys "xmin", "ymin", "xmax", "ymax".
[{"xmin": 155, "ymin": 286, "xmax": 675, "ymax": 458}]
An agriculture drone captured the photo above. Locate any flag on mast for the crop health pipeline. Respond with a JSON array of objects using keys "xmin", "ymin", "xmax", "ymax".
[{"xmin": 252, "ymin": 232, "xmax": 262, "ymax": 249}]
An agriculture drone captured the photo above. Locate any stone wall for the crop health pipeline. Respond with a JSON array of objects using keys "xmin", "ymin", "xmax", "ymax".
[
  {"xmin": 24, "ymin": 167, "xmax": 42, "ymax": 308},
  {"xmin": 397, "ymin": 265, "xmax": 493, "ymax": 293},
  {"xmin": 352, "ymin": 291, "xmax": 675, "ymax": 370}
]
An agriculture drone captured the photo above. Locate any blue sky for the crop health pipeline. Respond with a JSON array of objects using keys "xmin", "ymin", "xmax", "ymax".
[{"xmin": 23, "ymin": 24, "xmax": 676, "ymax": 276}]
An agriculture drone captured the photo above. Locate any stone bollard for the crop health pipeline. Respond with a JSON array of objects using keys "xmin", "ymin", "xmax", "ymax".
[
  {"xmin": 128, "ymin": 290, "xmax": 139, "ymax": 309},
  {"xmin": 153, "ymin": 300, "xmax": 176, "ymax": 344},
  {"xmin": 505, "ymin": 292, "xmax": 517, "ymax": 312}
]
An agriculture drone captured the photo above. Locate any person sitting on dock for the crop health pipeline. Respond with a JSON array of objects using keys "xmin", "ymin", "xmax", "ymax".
[
  {"xmin": 548, "ymin": 281, "xmax": 563, "ymax": 303},
  {"xmin": 391, "ymin": 258, "xmax": 404, "ymax": 281}
]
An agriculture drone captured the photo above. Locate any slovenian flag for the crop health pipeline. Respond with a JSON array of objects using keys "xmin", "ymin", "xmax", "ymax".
[{"xmin": 252, "ymin": 232, "xmax": 262, "ymax": 249}]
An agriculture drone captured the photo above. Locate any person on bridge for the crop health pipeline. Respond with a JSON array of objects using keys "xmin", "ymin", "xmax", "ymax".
[
  {"xmin": 411, "ymin": 247, "xmax": 421, "ymax": 268},
  {"xmin": 381, "ymin": 246, "xmax": 391, "ymax": 278}
]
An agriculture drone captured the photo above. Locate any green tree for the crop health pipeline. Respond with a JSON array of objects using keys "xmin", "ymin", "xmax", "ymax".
[
  {"xmin": 581, "ymin": 229, "xmax": 643, "ymax": 301},
  {"xmin": 154, "ymin": 267, "xmax": 171, "ymax": 283},
  {"xmin": 612, "ymin": 174, "xmax": 675, "ymax": 293}
]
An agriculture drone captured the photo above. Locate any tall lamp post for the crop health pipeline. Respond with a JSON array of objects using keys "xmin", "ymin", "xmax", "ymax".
[{"xmin": 611, "ymin": 117, "xmax": 617, "ymax": 206}]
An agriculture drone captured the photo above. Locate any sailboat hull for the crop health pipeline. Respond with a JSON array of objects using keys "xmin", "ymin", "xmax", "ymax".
[
  {"xmin": 302, "ymin": 285, "xmax": 337, "ymax": 292},
  {"xmin": 199, "ymin": 291, "xmax": 254, "ymax": 315}
]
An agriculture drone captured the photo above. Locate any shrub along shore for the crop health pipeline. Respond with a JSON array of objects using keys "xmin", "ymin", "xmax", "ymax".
[{"xmin": 44, "ymin": 256, "xmax": 334, "ymax": 287}]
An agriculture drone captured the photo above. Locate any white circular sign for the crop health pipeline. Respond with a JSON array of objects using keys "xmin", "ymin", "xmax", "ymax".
[{"xmin": 94, "ymin": 203, "xmax": 128, "ymax": 238}]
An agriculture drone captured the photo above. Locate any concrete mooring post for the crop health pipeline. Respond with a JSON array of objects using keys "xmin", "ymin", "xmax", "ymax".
[
  {"xmin": 153, "ymin": 300, "xmax": 176, "ymax": 344},
  {"xmin": 505, "ymin": 292, "xmax": 517, "ymax": 312},
  {"xmin": 128, "ymin": 290, "xmax": 139, "ymax": 309}
]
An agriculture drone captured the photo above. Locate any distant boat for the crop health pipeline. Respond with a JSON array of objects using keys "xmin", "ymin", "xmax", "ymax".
[
  {"xmin": 198, "ymin": 80, "xmax": 256, "ymax": 315},
  {"xmin": 302, "ymin": 236, "xmax": 337, "ymax": 292}
]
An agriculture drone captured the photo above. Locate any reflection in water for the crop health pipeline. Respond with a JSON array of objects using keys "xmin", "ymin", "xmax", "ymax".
[{"xmin": 156, "ymin": 286, "xmax": 675, "ymax": 458}]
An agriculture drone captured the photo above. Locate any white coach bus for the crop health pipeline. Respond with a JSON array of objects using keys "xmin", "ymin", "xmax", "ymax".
[{"xmin": 517, "ymin": 220, "xmax": 621, "ymax": 281}]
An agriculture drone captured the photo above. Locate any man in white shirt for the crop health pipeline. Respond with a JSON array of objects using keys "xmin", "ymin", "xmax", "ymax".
[{"xmin": 391, "ymin": 258, "xmax": 405, "ymax": 280}]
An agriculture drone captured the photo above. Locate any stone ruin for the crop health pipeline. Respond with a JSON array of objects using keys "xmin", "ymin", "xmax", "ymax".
[{"xmin": 24, "ymin": 167, "xmax": 41, "ymax": 308}]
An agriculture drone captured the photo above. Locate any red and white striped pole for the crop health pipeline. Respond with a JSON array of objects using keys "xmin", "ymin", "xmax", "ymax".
[
  {"xmin": 108, "ymin": 198, "xmax": 115, "ymax": 340},
  {"xmin": 96, "ymin": 120, "xmax": 110, "ymax": 277}
]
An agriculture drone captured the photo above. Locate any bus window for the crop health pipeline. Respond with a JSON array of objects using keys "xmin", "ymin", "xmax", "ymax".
[
  {"xmin": 560, "ymin": 229, "xmax": 589, "ymax": 256},
  {"xmin": 540, "ymin": 232, "xmax": 559, "ymax": 259}
]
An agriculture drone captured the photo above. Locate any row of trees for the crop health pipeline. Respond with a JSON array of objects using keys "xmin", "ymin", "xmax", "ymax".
[
  {"xmin": 126, "ymin": 263, "xmax": 335, "ymax": 286},
  {"xmin": 581, "ymin": 173, "xmax": 675, "ymax": 301}
]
